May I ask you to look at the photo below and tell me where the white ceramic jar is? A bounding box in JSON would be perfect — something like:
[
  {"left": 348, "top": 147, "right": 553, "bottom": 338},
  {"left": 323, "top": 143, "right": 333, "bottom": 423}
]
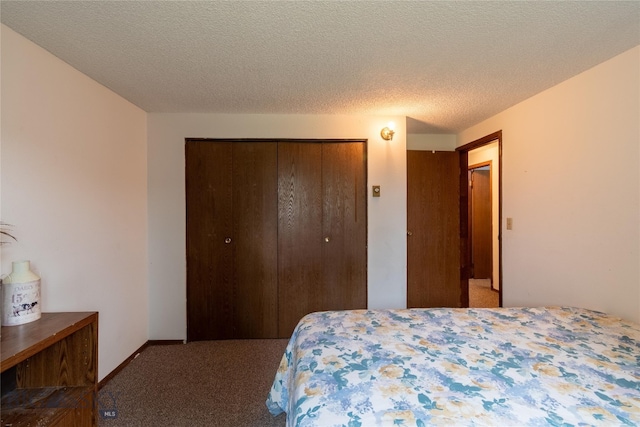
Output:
[{"left": 2, "top": 260, "right": 41, "bottom": 326}]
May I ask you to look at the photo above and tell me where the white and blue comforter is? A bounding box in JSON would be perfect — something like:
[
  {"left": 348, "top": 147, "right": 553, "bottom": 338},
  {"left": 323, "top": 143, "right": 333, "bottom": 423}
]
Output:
[{"left": 266, "top": 307, "right": 640, "bottom": 426}]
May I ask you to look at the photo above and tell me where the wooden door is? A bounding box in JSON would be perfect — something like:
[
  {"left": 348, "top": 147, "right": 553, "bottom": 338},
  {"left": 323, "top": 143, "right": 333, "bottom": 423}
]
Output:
[
  {"left": 186, "top": 141, "right": 278, "bottom": 340},
  {"left": 277, "top": 142, "right": 323, "bottom": 337},
  {"left": 186, "top": 141, "right": 233, "bottom": 341},
  {"left": 322, "top": 142, "right": 367, "bottom": 312},
  {"left": 187, "top": 139, "right": 366, "bottom": 340},
  {"left": 278, "top": 141, "right": 367, "bottom": 337},
  {"left": 232, "top": 142, "right": 279, "bottom": 338},
  {"left": 470, "top": 168, "right": 492, "bottom": 279},
  {"left": 407, "top": 150, "right": 460, "bottom": 308}
]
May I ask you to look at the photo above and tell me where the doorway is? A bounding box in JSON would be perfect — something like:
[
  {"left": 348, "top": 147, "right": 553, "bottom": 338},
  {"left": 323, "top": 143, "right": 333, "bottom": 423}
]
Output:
[{"left": 457, "top": 131, "right": 502, "bottom": 308}]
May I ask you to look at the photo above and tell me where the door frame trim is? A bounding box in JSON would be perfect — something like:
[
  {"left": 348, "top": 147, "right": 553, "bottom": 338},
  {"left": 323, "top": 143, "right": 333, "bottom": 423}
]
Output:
[{"left": 456, "top": 130, "right": 503, "bottom": 307}]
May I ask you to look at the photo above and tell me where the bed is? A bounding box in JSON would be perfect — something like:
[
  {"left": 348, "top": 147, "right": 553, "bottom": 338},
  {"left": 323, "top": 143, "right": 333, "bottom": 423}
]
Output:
[{"left": 266, "top": 307, "right": 640, "bottom": 426}]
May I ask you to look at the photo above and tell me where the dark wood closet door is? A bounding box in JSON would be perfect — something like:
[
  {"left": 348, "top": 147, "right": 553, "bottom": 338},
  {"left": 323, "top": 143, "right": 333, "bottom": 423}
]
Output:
[
  {"left": 322, "top": 142, "right": 367, "bottom": 311},
  {"left": 186, "top": 141, "right": 278, "bottom": 340},
  {"left": 277, "top": 142, "right": 323, "bottom": 337},
  {"left": 277, "top": 141, "right": 367, "bottom": 337},
  {"left": 232, "top": 142, "right": 279, "bottom": 338},
  {"left": 186, "top": 141, "right": 233, "bottom": 341},
  {"left": 407, "top": 150, "right": 460, "bottom": 308},
  {"left": 188, "top": 139, "right": 367, "bottom": 340}
]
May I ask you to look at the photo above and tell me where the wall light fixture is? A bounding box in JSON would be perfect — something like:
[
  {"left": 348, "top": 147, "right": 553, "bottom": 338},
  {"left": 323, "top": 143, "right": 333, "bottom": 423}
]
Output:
[{"left": 380, "top": 122, "right": 395, "bottom": 141}]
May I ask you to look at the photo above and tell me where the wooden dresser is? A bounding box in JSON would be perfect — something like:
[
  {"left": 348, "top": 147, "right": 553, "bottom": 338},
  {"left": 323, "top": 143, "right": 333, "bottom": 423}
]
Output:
[{"left": 1, "top": 312, "right": 98, "bottom": 426}]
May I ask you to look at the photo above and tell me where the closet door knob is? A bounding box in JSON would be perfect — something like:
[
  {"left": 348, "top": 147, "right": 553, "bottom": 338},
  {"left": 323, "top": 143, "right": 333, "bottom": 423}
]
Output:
[
  {"left": 407, "top": 231, "right": 413, "bottom": 236},
  {"left": 324, "top": 237, "right": 330, "bottom": 243},
  {"left": 224, "top": 237, "right": 232, "bottom": 244}
]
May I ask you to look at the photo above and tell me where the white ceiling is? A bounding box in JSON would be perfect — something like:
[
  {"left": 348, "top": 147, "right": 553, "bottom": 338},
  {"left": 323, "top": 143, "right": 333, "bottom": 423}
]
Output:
[{"left": 2, "top": 1, "right": 639, "bottom": 134}]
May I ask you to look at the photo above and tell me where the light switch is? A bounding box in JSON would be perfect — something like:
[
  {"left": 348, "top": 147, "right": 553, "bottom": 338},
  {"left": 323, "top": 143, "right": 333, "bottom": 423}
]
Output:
[
  {"left": 506, "top": 218, "right": 513, "bottom": 230},
  {"left": 372, "top": 185, "right": 381, "bottom": 197}
]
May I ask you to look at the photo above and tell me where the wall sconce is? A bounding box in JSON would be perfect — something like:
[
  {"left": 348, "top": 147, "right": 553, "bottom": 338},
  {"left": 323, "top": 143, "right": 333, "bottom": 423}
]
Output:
[{"left": 380, "top": 122, "right": 395, "bottom": 141}]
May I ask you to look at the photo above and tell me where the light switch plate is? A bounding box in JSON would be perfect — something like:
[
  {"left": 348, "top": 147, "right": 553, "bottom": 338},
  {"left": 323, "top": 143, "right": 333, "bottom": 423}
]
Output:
[{"left": 372, "top": 185, "right": 381, "bottom": 197}]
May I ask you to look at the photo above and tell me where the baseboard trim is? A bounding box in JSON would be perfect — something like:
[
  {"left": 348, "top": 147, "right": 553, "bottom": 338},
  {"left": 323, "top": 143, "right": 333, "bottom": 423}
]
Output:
[
  {"left": 147, "top": 339, "right": 184, "bottom": 346},
  {"left": 98, "top": 339, "right": 184, "bottom": 389}
]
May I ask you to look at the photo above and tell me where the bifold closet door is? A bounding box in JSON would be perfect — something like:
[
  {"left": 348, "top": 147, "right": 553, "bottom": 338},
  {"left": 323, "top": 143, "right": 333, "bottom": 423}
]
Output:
[
  {"left": 277, "top": 142, "right": 367, "bottom": 337},
  {"left": 186, "top": 141, "right": 233, "bottom": 341},
  {"left": 277, "top": 143, "right": 323, "bottom": 337},
  {"left": 186, "top": 141, "right": 278, "bottom": 341},
  {"left": 321, "top": 143, "right": 367, "bottom": 312},
  {"left": 232, "top": 142, "right": 278, "bottom": 338}
]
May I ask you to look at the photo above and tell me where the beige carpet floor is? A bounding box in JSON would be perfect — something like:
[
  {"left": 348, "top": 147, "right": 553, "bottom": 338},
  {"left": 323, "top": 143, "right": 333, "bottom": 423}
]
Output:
[
  {"left": 98, "top": 340, "right": 288, "bottom": 427},
  {"left": 469, "top": 278, "right": 500, "bottom": 308}
]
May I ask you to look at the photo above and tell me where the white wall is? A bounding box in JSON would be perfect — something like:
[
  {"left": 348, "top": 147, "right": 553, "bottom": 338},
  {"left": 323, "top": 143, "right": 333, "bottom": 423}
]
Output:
[
  {"left": 1, "top": 25, "right": 149, "bottom": 380},
  {"left": 148, "top": 114, "right": 407, "bottom": 339},
  {"left": 468, "top": 142, "right": 500, "bottom": 290},
  {"left": 458, "top": 46, "right": 640, "bottom": 323}
]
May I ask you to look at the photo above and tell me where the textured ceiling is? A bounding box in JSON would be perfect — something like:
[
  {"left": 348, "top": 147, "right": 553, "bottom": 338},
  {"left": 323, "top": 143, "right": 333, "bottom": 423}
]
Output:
[{"left": 1, "top": 1, "right": 639, "bottom": 133}]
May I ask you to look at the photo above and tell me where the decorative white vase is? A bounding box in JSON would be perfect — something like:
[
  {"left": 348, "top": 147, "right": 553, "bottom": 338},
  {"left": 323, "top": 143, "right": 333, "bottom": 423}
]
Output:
[{"left": 2, "top": 260, "right": 41, "bottom": 326}]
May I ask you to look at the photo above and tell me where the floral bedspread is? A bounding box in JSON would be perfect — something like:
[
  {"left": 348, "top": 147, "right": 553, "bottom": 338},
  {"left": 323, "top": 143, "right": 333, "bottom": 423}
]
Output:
[{"left": 266, "top": 307, "right": 640, "bottom": 426}]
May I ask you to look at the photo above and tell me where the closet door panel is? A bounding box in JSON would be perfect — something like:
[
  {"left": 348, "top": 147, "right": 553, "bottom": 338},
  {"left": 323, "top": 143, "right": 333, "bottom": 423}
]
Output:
[
  {"left": 186, "top": 141, "right": 234, "bottom": 341},
  {"left": 277, "top": 142, "right": 323, "bottom": 337},
  {"left": 232, "top": 142, "right": 279, "bottom": 338},
  {"left": 322, "top": 143, "right": 367, "bottom": 310}
]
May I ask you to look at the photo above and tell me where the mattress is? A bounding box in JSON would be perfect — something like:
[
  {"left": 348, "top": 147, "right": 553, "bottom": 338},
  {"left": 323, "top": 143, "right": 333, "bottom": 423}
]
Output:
[{"left": 266, "top": 307, "right": 640, "bottom": 426}]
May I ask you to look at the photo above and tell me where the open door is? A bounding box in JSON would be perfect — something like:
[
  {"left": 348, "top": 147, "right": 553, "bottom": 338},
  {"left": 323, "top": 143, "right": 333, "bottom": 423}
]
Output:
[{"left": 407, "top": 150, "right": 460, "bottom": 308}]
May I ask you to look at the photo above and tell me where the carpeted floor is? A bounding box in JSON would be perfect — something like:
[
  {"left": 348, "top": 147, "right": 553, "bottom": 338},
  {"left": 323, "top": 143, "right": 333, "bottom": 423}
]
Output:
[
  {"left": 98, "top": 340, "right": 288, "bottom": 427},
  {"left": 469, "top": 278, "right": 499, "bottom": 308}
]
